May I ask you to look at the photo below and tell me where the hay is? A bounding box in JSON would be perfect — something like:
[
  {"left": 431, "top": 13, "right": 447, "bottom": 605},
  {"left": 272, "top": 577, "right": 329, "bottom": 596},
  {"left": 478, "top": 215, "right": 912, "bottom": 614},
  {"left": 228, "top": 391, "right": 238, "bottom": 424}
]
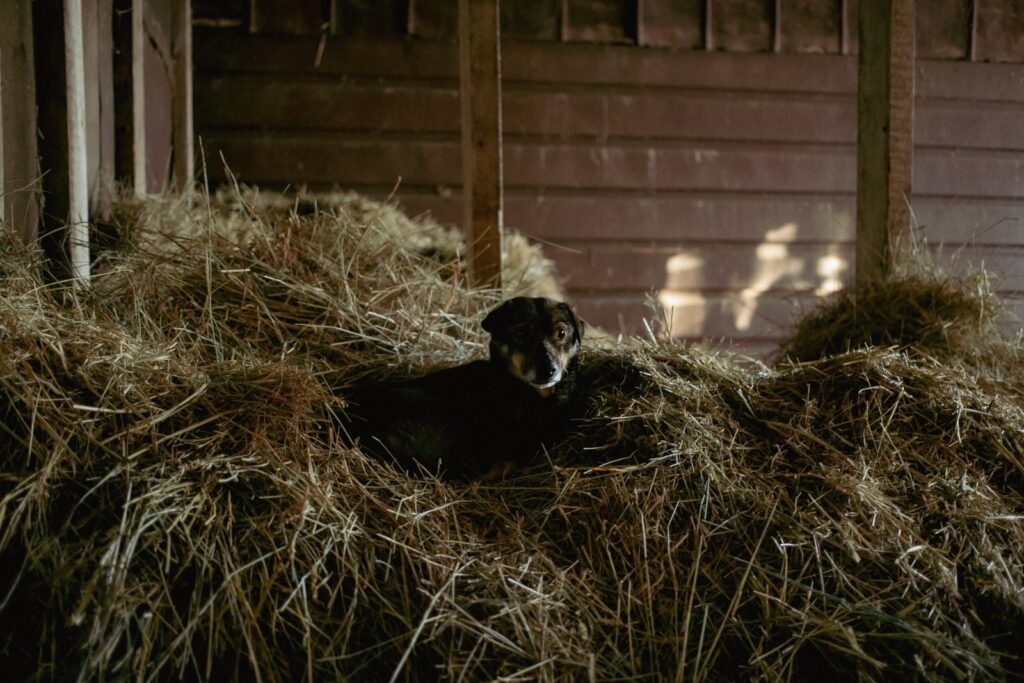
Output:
[
  {"left": 2, "top": 190, "right": 1023, "bottom": 681},
  {"left": 776, "top": 270, "right": 1024, "bottom": 400}
]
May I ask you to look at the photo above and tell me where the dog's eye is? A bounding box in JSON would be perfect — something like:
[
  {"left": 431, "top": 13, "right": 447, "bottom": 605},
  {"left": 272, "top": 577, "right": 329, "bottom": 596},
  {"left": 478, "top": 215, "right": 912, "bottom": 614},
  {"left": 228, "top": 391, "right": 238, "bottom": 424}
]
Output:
[{"left": 555, "top": 324, "right": 568, "bottom": 341}]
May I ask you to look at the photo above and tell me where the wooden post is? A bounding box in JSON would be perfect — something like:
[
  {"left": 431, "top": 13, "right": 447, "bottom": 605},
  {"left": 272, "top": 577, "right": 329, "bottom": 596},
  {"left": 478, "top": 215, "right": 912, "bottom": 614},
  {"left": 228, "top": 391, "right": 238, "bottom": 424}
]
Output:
[
  {"left": 459, "top": 0, "right": 503, "bottom": 289},
  {"left": 172, "top": 0, "right": 194, "bottom": 194},
  {"left": 132, "top": 0, "right": 147, "bottom": 197},
  {"left": 84, "top": 0, "right": 115, "bottom": 221},
  {"left": 856, "top": 0, "right": 915, "bottom": 288},
  {"left": 0, "top": 0, "right": 40, "bottom": 243},
  {"left": 704, "top": 0, "right": 713, "bottom": 51},
  {"left": 0, "top": 49, "right": 5, "bottom": 220},
  {"left": 65, "top": 0, "right": 91, "bottom": 284}
]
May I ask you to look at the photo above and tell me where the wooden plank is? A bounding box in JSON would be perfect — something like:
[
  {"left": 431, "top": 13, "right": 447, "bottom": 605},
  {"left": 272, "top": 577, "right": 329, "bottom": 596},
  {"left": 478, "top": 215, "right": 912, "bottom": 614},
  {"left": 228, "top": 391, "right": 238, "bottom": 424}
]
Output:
[
  {"left": 0, "top": 47, "right": 5, "bottom": 219},
  {"left": 926, "top": 244, "right": 1024, "bottom": 292},
  {"left": 974, "top": 0, "right": 1024, "bottom": 63},
  {"left": 197, "top": 77, "right": 857, "bottom": 143},
  {"left": 83, "top": 0, "right": 101, "bottom": 213},
  {"left": 194, "top": 78, "right": 461, "bottom": 133},
  {"left": 712, "top": 0, "right": 771, "bottom": 52},
  {"left": 397, "top": 193, "right": 857, "bottom": 242},
  {"left": 0, "top": 0, "right": 39, "bottom": 243},
  {"left": 198, "top": 132, "right": 1024, "bottom": 200},
  {"left": 193, "top": 27, "right": 856, "bottom": 93},
  {"left": 250, "top": 0, "right": 327, "bottom": 34},
  {"left": 916, "top": 60, "right": 1024, "bottom": 105},
  {"left": 195, "top": 75, "right": 1024, "bottom": 154},
  {"left": 409, "top": 0, "right": 458, "bottom": 39},
  {"left": 915, "top": 0, "right": 969, "bottom": 59},
  {"left": 331, "top": 0, "right": 410, "bottom": 37},
  {"left": 172, "top": 0, "right": 194, "bottom": 193},
  {"left": 564, "top": 0, "right": 635, "bottom": 43},
  {"left": 199, "top": 134, "right": 858, "bottom": 193},
  {"left": 459, "top": 0, "right": 503, "bottom": 288},
  {"left": 916, "top": 102, "right": 1024, "bottom": 152},
  {"left": 500, "top": 0, "right": 559, "bottom": 40},
  {"left": 33, "top": 0, "right": 74, "bottom": 264},
  {"left": 546, "top": 242, "right": 853, "bottom": 292},
  {"left": 132, "top": 0, "right": 146, "bottom": 196},
  {"left": 570, "top": 290, "right": 814, "bottom": 339},
  {"left": 912, "top": 200, "right": 1024, "bottom": 245},
  {"left": 141, "top": 0, "right": 174, "bottom": 193},
  {"left": 779, "top": 0, "right": 841, "bottom": 54},
  {"left": 80, "top": 0, "right": 114, "bottom": 222},
  {"left": 96, "top": 0, "right": 115, "bottom": 221},
  {"left": 639, "top": 0, "right": 702, "bottom": 48},
  {"left": 193, "top": 29, "right": 1024, "bottom": 104},
  {"left": 856, "top": 0, "right": 915, "bottom": 287},
  {"left": 914, "top": 150, "right": 1024, "bottom": 199},
  {"left": 65, "top": 0, "right": 91, "bottom": 284}
]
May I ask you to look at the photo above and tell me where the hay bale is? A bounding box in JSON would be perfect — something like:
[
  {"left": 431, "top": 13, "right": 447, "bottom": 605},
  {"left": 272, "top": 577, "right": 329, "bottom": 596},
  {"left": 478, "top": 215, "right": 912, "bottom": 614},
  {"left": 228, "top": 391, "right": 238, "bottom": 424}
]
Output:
[
  {"left": 2, "top": 192, "right": 1023, "bottom": 681},
  {"left": 776, "top": 268, "right": 1023, "bottom": 398}
]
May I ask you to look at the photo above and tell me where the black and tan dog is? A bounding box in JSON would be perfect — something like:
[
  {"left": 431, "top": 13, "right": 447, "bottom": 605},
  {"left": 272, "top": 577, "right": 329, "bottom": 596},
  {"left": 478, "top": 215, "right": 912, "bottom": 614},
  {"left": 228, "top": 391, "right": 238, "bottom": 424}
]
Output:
[{"left": 344, "top": 297, "right": 585, "bottom": 480}]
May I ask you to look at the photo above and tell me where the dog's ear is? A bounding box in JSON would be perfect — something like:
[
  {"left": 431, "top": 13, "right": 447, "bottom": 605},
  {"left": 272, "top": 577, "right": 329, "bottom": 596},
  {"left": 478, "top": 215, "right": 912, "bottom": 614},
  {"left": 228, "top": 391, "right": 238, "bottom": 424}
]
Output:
[
  {"left": 559, "top": 302, "right": 585, "bottom": 342},
  {"left": 482, "top": 300, "right": 513, "bottom": 334}
]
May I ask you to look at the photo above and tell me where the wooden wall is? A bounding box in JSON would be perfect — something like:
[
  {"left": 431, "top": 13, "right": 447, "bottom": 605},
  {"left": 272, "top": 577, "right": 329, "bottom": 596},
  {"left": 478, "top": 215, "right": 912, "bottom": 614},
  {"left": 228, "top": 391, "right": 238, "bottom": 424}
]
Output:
[
  {"left": 193, "top": 2, "right": 1024, "bottom": 352},
  {"left": 0, "top": 0, "right": 41, "bottom": 243}
]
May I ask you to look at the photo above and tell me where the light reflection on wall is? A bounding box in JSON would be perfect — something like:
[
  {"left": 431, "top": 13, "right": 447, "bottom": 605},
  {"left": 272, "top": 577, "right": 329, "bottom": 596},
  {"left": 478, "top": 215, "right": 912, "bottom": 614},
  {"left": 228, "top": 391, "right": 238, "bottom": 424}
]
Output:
[{"left": 657, "top": 222, "right": 850, "bottom": 341}]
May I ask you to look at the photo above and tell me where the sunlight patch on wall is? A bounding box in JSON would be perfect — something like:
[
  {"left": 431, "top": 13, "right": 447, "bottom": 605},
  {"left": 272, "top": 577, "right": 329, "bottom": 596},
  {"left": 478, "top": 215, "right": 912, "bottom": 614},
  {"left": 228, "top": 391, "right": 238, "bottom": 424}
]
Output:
[{"left": 656, "top": 221, "right": 851, "bottom": 340}]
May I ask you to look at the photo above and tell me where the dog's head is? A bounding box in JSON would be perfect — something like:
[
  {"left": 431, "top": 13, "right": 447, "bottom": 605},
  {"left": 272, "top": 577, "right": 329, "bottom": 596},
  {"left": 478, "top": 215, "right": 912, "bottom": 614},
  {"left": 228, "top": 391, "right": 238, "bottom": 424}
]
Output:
[{"left": 482, "top": 297, "right": 584, "bottom": 394}]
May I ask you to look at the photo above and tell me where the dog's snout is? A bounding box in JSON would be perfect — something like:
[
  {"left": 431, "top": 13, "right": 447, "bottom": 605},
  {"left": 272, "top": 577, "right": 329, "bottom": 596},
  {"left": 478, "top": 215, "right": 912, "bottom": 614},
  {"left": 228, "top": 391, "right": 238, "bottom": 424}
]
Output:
[{"left": 535, "top": 361, "right": 557, "bottom": 382}]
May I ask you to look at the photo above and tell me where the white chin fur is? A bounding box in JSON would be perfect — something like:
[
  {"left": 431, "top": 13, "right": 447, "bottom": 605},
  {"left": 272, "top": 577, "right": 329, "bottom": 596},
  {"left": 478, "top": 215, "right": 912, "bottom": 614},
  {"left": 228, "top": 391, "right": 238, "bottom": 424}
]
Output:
[{"left": 530, "top": 369, "right": 562, "bottom": 390}]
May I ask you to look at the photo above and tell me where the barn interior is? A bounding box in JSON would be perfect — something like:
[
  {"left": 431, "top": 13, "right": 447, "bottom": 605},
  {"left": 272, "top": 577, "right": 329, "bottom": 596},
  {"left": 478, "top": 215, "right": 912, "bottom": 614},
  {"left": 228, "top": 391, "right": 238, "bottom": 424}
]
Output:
[{"left": 2, "top": 1, "right": 1024, "bottom": 681}]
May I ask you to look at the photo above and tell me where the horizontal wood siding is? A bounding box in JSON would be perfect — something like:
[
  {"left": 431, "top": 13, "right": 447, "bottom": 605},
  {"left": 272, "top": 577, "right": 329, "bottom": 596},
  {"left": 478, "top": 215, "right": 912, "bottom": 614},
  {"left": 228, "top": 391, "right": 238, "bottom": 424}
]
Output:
[{"left": 194, "top": 28, "right": 1024, "bottom": 349}]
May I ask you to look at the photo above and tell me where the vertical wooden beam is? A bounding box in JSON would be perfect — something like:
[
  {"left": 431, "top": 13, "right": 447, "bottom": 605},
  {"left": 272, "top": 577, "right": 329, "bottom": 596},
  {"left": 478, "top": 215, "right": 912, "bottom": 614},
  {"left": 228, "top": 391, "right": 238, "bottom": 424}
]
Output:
[
  {"left": 0, "top": 48, "right": 5, "bottom": 224},
  {"left": 459, "top": 0, "right": 503, "bottom": 289},
  {"left": 968, "top": 0, "right": 978, "bottom": 62},
  {"left": 840, "top": 0, "right": 850, "bottom": 55},
  {"left": 636, "top": 0, "right": 646, "bottom": 46},
  {"left": 704, "top": 0, "right": 714, "bottom": 51},
  {"left": 856, "top": 0, "right": 915, "bottom": 288},
  {"left": 172, "top": 0, "right": 194, "bottom": 193},
  {"left": 65, "top": 0, "right": 91, "bottom": 284},
  {"left": 132, "top": 0, "right": 147, "bottom": 197},
  {"left": 88, "top": 0, "right": 115, "bottom": 221},
  {"left": 772, "top": 0, "right": 782, "bottom": 53},
  {"left": 0, "top": 0, "right": 40, "bottom": 243},
  {"left": 98, "top": 0, "right": 115, "bottom": 220}
]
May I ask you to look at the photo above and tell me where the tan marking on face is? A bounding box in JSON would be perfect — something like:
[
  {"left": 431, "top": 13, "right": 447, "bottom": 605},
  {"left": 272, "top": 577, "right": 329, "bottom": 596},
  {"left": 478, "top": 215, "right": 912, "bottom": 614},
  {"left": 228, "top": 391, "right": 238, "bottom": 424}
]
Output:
[{"left": 508, "top": 350, "right": 528, "bottom": 382}]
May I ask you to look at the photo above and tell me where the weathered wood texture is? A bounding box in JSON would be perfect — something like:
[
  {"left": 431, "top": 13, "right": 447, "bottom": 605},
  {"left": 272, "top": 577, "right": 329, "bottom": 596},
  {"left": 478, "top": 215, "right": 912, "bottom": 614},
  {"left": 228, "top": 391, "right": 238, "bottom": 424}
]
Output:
[
  {"left": 118, "top": 0, "right": 192, "bottom": 196},
  {"left": 172, "top": 0, "right": 194, "bottom": 192},
  {"left": 65, "top": 0, "right": 92, "bottom": 284},
  {"left": 856, "top": 0, "right": 915, "bottom": 288},
  {"left": 0, "top": 0, "right": 40, "bottom": 243},
  {"left": 459, "top": 0, "right": 503, "bottom": 289},
  {"left": 194, "top": 27, "right": 1024, "bottom": 347}
]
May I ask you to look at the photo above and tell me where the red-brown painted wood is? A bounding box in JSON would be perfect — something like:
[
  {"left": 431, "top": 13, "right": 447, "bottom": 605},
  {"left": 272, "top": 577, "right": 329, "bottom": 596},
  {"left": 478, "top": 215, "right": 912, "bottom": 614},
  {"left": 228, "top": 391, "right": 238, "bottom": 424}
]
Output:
[{"left": 193, "top": 28, "right": 1024, "bottom": 342}]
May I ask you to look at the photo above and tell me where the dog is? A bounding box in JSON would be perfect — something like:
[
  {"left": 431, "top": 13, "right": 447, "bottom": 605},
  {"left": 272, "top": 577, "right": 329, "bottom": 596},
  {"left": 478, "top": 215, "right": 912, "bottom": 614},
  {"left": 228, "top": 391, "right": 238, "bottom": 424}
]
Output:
[{"left": 344, "top": 297, "right": 586, "bottom": 480}]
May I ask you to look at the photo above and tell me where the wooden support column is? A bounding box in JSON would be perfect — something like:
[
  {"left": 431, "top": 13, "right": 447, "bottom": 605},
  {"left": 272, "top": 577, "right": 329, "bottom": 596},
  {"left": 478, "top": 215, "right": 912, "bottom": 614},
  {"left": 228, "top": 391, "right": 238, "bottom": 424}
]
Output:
[
  {"left": 856, "top": 0, "right": 915, "bottom": 288},
  {"left": 83, "top": 0, "right": 115, "bottom": 221},
  {"left": 0, "top": 0, "right": 40, "bottom": 243},
  {"left": 0, "top": 49, "right": 5, "bottom": 218},
  {"left": 65, "top": 0, "right": 92, "bottom": 284},
  {"left": 172, "top": 0, "right": 194, "bottom": 194},
  {"left": 459, "top": 0, "right": 503, "bottom": 290},
  {"left": 131, "top": 0, "right": 147, "bottom": 197}
]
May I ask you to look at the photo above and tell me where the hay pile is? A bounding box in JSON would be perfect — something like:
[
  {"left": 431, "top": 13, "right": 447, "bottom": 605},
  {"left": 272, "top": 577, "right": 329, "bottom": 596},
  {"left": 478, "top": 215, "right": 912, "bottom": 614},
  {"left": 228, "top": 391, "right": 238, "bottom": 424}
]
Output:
[
  {"left": 2, "top": 191, "right": 1023, "bottom": 681},
  {"left": 777, "top": 271, "right": 1023, "bottom": 398}
]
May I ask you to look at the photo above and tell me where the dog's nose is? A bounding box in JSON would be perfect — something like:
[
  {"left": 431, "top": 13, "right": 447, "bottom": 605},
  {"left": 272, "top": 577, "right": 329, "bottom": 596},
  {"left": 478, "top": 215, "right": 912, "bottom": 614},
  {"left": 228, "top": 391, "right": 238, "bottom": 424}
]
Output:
[{"left": 535, "top": 362, "right": 557, "bottom": 382}]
